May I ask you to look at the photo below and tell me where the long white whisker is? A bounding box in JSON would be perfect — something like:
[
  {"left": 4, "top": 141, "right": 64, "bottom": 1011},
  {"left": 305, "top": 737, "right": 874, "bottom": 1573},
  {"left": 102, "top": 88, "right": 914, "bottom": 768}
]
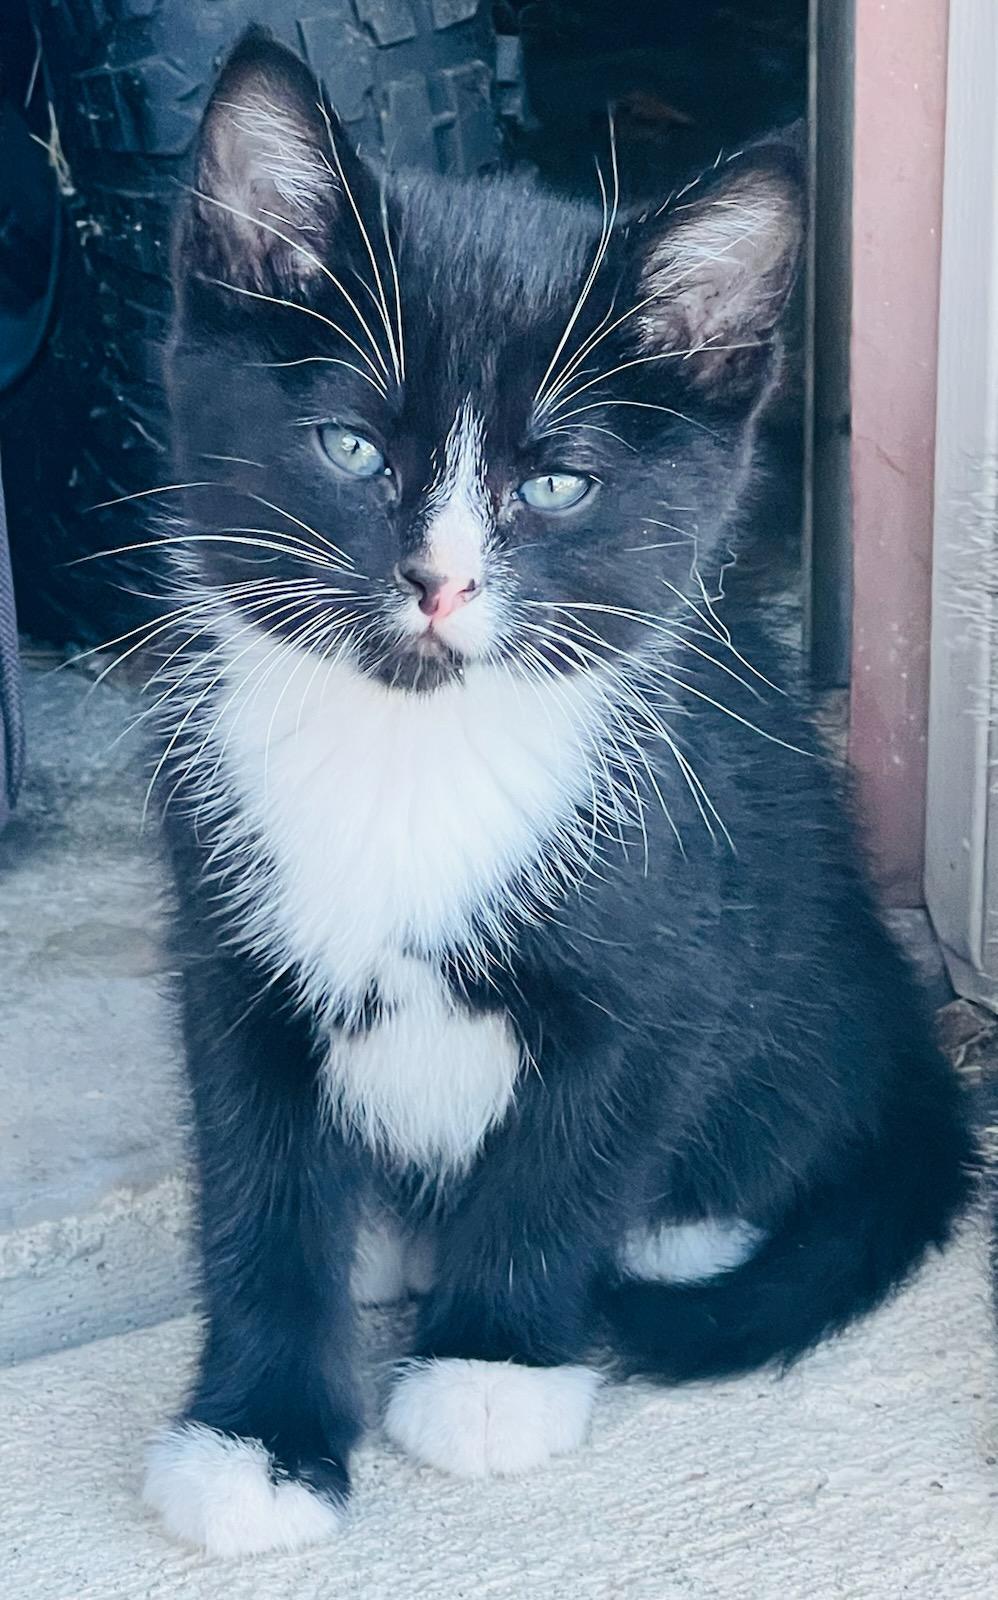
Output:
[
  {"left": 533, "top": 118, "right": 620, "bottom": 411},
  {"left": 219, "top": 526, "right": 356, "bottom": 575},
  {"left": 192, "top": 182, "right": 392, "bottom": 383},
  {"left": 70, "top": 532, "right": 353, "bottom": 573},
  {"left": 517, "top": 640, "right": 619, "bottom": 865},
  {"left": 530, "top": 633, "right": 646, "bottom": 864},
  {"left": 541, "top": 422, "right": 637, "bottom": 452},
  {"left": 194, "top": 603, "right": 369, "bottom": 818},
  {"left": 93, "top": 578, "right": 312, "bottom": 699},
  {"left": 157, "top": 588, "right": 373, "bottom": 827},
  {"left": 89, "top": 482, "right": 213, "bottom": 511},
  {"left": 261, "top": 606, "right": 369, "bottom": 796},
  {"left": 535, "top": 601, "right": 764, "bottom": 700},
  {"left": 538, "top": 398, "right": 717, "bottom": 434},
  {"left": 143, "top": 588, "right": 334, "bottom": 823},
  {"left": 519, "top": 625, "right": 677, "bottom": 861},
  {"left": 521, "top": 598, "right": 706, "bottom": 669},
  {"left": 58, "top": 593, "right": 217, "bottom": 678},
  {"left": 539, "top": 212, "right": 770, "bottom": 417},
  {"left": 539, "top": 303, "right": 620, "bottom": 415},
  {"left": 519, "top": 617, "right": 721, "bottom": 850},
  {"left": 250, "top": 354, "right": 386, "bottom": 390},
  {"left": 293, "top": 608, "right": 369, "bottom": 737},
  {"left": 624, "top": 541, "right": 691, "bottom": 552},
  {"left": 642, "top": 517, "right": 696, "bottom": 538},
  {"left": 109, "top": 581, "right": 331, "bottom": 749},
  {"left": 204, "top": 278, "right": 388, "bottom": 392},
  {"left": 316, "top": 109, "right": 401, "bottom": 385},
  {"left": 542, "top": 345, "right": 761, "bottom": 426},
  {"left": 86, "top": 482, "right": 358, "bottom": 571},
  {"left": 140, "top": 582, "right": 329, "bottom": 713},
  {"left": 261, "top": 609, "right": 353, "bottom": 796},
  {"left": 244, "top": 494, "right": 355, "bottom": 567},
  {"left": 657, "top": 577, "right": 782, "bottom": 692},
  {"left": 380, "top": 179, "right": 405, "bottom": 382}
]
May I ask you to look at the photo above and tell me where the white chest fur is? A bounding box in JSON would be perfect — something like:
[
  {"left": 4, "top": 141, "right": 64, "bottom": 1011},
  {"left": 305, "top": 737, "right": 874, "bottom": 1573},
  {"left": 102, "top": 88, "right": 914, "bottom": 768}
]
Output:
[
  {"left": 326, "top": 953, "right": 522, "bottom": 1171},
  {"left": 192, "top": 641, "right": 603, "bottom": 1169}
]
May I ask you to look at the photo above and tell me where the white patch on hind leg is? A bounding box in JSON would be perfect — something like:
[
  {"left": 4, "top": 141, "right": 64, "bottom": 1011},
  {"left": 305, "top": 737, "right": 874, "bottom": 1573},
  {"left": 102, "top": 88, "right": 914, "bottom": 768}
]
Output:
[
  {"left": 621, "top": 1217, "right": 764, "bottom": 1283},
  {"left": 384, "top": 1359, "right": 601, "bottom": 1479},
  {"left": 352, "top": 1212, "right": 436, "bottom": 1305},
  {"left": 403, "top": 1229, "right": 436, "bottom": 1296},
  {"left": 142, "top": 1422, "right": 343, "bottom": 1557},
  {"left": 352, "top": 1214, "right": 408, "bottom": 1306}
]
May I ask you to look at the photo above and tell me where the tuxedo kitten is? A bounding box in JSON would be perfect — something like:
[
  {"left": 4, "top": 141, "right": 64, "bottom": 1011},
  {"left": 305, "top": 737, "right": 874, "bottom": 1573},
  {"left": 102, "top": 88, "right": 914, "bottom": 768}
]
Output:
[{"left": 141, "top": 30, "right": 972, "bottom": 1557}]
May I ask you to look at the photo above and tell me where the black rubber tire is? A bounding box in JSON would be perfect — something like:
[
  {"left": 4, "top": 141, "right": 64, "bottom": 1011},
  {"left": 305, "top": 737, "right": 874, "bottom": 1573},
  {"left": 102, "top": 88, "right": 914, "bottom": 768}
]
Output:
[{"left": 2, "top": 0, "right": 508, "bottom": 646}]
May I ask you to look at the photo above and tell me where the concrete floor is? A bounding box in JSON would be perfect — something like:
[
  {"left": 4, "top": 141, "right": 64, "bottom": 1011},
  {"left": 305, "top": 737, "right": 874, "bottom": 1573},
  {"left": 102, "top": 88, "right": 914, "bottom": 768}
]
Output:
[
  {"left": 0, "top": 660, "right": 192, "bottom": 1363},
  {"left": 2, "top": 1229, "right": 996, "bottom": 1598},
  {"left": 1, "top": 660, "right": 997, "bottom": 1596}
]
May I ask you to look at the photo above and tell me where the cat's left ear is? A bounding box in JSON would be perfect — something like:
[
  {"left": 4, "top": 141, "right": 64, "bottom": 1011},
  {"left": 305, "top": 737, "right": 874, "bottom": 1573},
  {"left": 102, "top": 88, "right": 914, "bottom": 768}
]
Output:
[
  {"left": 186, "top": 28, "right": 361, "bottom": 287},
  {"left": 629, "top": 133, "right": 804, "bottom": 400}
]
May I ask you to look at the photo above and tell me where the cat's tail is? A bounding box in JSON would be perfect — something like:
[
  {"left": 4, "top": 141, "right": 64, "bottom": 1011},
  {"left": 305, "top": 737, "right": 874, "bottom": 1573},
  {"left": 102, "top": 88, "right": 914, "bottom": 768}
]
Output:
[{"left": 599, "top": 1087, "right": 977, "bottom": 1382}]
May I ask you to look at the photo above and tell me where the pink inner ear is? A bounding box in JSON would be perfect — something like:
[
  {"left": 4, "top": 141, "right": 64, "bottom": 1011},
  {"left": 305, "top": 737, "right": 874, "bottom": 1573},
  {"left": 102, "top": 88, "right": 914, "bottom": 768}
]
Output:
[
  {"left": 638, "top": 170, "right": 802, "bottom": 364},
  {"left": 192, "top": 35, "right": 343, "bottom": 289},
  {"left": 197, "top": 91, "right": 335, "bottom": 278},
  {"left": 217, "top": 95, "right": 335, "bottom": 225}
]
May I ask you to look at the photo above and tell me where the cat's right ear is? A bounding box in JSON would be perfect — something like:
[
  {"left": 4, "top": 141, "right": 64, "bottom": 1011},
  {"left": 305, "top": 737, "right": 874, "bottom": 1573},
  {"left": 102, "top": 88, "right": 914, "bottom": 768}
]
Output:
[
  {"left": 626, "top": 132, "right": 805, "bottom": 403},
  {"left": 185, "top": 29, "right": 353, "bottom": 288}
]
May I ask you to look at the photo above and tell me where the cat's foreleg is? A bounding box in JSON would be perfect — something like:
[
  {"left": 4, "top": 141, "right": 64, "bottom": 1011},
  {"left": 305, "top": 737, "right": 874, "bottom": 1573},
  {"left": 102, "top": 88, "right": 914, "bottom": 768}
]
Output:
[
  {"left": 143, "top": 950, "right": 363, "bottom": 1556},
  {"left": 384, "top": 1109, "right": 615, "bottom": 1479}
]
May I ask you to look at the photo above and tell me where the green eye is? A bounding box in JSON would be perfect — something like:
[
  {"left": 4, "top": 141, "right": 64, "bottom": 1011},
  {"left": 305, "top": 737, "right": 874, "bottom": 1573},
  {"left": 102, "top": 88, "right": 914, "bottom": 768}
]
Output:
[
  {"left": 518, "top": 471, "right": 592, "bottom": 511},
  {"left": 317, "top": 424, "right": 385, "bottom": 478}
]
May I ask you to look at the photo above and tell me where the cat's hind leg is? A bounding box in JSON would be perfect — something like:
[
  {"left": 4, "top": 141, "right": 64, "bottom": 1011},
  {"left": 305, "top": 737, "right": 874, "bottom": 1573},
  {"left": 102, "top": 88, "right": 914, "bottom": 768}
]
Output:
[
  {"left": 352, "top": 1210, "right": 436, "bottom": 1305},
  {"left": 385, "top": 1218, "right": 760, "bottom": 1478},
  {"left": 383, "top": 1133, "right": 606, "bottom": 1480}
]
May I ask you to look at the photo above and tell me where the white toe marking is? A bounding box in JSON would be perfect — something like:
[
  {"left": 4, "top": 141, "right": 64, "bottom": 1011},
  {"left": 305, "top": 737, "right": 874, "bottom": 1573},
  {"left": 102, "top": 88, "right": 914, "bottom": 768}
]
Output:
[
  {"left": 143, "top": 1422, "right": 343, "bottom": 1557},
  {"left": 384, "top": 1359, "right": 601, "bottom": 1479},
  {"left": 621, "top": 1217, "right": 764, "bottom": 1283}
]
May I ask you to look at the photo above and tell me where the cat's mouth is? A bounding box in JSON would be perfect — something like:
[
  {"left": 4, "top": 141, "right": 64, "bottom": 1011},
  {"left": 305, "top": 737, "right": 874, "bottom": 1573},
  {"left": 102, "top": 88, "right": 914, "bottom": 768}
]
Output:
[{"left": 365, "top": 630, "right": 466, "bottom": 695}]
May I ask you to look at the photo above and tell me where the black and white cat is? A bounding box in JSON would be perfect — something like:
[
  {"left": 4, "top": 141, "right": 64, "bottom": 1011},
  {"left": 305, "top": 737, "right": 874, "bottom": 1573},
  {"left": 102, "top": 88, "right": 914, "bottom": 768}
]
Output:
[{"left": 141, "top": 30, "right": 972, "bottom": 1557}]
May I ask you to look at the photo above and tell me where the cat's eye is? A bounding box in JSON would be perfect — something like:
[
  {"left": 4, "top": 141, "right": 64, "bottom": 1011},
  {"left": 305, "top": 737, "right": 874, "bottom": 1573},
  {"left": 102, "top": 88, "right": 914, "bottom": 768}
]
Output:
[
  {"left": 317, "top": 424, "right": 385, "bottom": 479},
  {"left": 518, "top": 471, "right": 593, "bottom": 512}
]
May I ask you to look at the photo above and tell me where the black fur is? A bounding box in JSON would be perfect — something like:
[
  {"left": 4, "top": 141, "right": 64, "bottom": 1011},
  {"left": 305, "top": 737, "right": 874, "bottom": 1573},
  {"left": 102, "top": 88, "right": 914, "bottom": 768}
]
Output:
[{"left": 153, "top": 32, "right": 974, "bottom": 1515}]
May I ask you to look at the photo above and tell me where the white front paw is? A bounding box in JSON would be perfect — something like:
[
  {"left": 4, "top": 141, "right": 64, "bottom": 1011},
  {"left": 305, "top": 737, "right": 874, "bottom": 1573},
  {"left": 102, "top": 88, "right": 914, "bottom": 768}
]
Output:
[
  {"left": 384, "top": 1359, "right": 601, "bottom": 1479},
  {"left": 142, "top": 1423, "right": 344, "bottom": 1557}
]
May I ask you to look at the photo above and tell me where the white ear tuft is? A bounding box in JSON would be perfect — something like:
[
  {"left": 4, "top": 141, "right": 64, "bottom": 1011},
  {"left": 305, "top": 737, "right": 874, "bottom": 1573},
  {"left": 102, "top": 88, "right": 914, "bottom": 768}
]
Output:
[
  {"left": 189, "top": 32, "right": 341, "bottom": 285},
  {"left": 210, "top": 93, "right": 336, "bottom": 229},
  {"left": 636, "top": 146, "right": 804, "bottom": 395}
]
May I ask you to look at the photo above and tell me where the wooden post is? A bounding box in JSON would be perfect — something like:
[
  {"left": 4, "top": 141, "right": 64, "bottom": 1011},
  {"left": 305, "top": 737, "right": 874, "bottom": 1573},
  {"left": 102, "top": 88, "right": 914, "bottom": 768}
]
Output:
[
  {"left": 925, "top": 0, "right": 998, "bottom": 1008},
  {"left": 846, "top": 0, "right": 949, "bottom": 906}
]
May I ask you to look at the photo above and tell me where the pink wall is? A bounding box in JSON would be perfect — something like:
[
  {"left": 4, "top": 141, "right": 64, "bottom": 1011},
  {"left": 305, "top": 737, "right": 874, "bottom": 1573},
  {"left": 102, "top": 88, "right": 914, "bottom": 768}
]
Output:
[{"left": 847, "top": 0, "right": 949, "bottom": 906}]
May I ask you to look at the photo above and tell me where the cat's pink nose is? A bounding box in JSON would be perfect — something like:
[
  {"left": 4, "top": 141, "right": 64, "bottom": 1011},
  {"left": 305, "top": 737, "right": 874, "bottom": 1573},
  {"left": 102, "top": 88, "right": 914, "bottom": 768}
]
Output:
[
  {"left": 394, "top": 562, "right": 479, "bottom": 620},
  {"left": 424, "top": 576, "right": 478, "bottom": 620}
]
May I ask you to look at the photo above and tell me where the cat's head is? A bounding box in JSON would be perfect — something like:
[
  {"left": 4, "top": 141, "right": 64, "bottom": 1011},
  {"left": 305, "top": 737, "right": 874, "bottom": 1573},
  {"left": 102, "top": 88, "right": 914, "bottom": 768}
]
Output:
[{"left": 168, "top": 30, "right": 803, "bottom": 695}]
